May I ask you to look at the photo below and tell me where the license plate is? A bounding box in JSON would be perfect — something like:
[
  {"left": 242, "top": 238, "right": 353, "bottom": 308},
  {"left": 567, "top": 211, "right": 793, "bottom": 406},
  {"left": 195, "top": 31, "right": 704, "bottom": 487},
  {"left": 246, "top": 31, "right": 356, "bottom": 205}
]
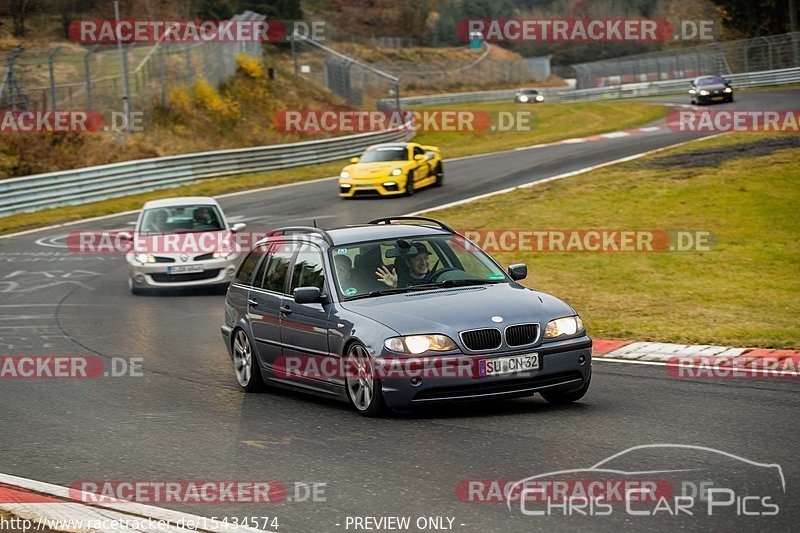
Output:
[
  {"left": 479, "top": 353, "right": 539, "bottom": 377},
  {"left": 167, "top": 265, "right": 204, "bottom": 274},
  {"left": 712, "top": 96, "right": 723, "bottom": 100}
]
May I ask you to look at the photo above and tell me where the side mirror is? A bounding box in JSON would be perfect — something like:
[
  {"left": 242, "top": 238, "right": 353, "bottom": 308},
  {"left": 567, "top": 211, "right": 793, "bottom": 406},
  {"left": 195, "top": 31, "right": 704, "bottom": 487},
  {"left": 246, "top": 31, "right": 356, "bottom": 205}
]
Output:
[
  {"left": 414, "top": 154, "right": 425, "bottom": 161},
  {"left": 350, "top": 157, "right": 360, "bottom": 164},
  {"left": 294, "top": 286, "right": 321, "bottom": 304},
  {"left": 230, "top": 223, "right": 246, "bottom": 232},
  {"left": 508, "top": 264, "right": 527, "bottom": 281},
  {"left": 117, "top": 231, "right": 133, "bottom": 241}
]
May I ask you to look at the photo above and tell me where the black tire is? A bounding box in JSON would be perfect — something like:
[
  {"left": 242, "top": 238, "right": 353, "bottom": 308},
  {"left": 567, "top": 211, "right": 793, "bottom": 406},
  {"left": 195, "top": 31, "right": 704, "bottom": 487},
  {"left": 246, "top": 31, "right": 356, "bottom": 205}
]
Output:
[
  {"left": 232, "top": 328, "right": 266, "bottom": 392},
  {"left": 540, "top": 377, "right": 591, "bottom": 405},
  {"left": 434, "top": 163, "right": 444, "bottom": 187},
  {"left": 405, "top": 171, "right": 415, "bottom": 196},
  {"left": 128, "top": 277, "right": 143, "bottom": 295},
  {"left": 344, "top": 342, "right": 387, "bottom": 417}
]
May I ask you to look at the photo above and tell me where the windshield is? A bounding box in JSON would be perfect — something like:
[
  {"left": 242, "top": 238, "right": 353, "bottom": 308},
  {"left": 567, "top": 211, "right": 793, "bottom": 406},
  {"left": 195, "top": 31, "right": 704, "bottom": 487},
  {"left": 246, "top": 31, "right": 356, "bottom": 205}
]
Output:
[
  {"left": 331, "top": 234, "right": 508, "bottom": 299},
  {"left": 138, "top": 205, "right": 225, "bottom": 233},
  {"left": 697, "top": 76, "right": 726, "bottom": 86},
  {"left": 359, "top": 147, "right": 408, "bottom": 163}
]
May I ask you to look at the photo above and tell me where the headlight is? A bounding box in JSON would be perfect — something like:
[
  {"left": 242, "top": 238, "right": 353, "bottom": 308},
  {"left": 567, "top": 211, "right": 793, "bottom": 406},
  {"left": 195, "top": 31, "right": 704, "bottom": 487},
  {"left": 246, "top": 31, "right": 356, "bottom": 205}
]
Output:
[
  {"left": 135, "top": 253, "right": 155, "bottom": 264},
  {"left": 390, "top": 168, "right": 402, "bottom": 176},
  {"left": 544, "top": 316, "right": 584, "bottom": 339},
  {"left": 384, "top": 335, "right": 457, "bottom": 354},
  {"left": 340, "top": 171, "right": 349, "bottom": 179},
  {"left": 213, "top": 251, "right": 233, "bottom": 259},
  {"left": 518, "top": 95, "right": 529, "bottom": 102},
  {"left": 535, "top": 95, "right": 544, "bottom": 102},
  {"left": 688, "top": 89, "right": 696, "bottom": 94},
  {"left": 700, "top": 90, "right": 710, "bottom": 96},
  {"left": 724, "top": 87, "right": 732, "bottom": 93}
]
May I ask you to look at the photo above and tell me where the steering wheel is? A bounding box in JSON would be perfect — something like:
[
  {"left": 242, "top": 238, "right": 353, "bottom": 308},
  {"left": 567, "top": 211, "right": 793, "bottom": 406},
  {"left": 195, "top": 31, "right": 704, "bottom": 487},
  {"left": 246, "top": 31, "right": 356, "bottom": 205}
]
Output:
[{"left": 425, "top": 267, "right": 462, "bottom": 283}]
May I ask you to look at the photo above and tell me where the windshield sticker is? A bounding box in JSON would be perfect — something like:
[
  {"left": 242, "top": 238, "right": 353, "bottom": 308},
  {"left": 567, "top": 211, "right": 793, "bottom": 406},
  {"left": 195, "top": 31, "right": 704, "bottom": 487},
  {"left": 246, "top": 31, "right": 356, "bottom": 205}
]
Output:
[
  {"left": 344, "top": 287, "right": 358, "bottom": 296},
  {"left": 336, "top": 248, "right": 348, "bottom": 255},
  {"left": 487, "top": 273, "right": 505, "bottom": 280}
]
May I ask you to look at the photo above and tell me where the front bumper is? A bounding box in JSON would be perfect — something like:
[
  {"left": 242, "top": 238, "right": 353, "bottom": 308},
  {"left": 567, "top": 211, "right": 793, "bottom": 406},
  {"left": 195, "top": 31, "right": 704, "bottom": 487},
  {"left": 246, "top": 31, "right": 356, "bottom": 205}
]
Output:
[
  {"left": 377, "top": 336, "right": 592, "bottom": 408},
  {"left": 127, "top": 257, "right": 239, "bottom": 289},
  {"left": 696, "top": 93, "right": 732, "bottom": 103},
  {"left": 339, "top": 179, "right": 407, "bottom": 197}
]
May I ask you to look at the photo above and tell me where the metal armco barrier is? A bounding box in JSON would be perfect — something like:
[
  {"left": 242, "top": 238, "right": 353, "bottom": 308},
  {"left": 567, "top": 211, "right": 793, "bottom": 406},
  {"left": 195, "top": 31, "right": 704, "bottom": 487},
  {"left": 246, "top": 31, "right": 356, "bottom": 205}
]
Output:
[
  {"left": 382, "top": 67, "right": 800, "bottom": 107},
  {"left": 0, "top": 124, "right": 414, "bottom": 217}
]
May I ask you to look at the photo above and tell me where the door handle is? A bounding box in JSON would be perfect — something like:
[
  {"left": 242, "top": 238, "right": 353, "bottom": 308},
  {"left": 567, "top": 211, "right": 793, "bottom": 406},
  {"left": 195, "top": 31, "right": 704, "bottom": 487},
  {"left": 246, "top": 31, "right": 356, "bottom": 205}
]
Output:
[
  {"left": 248, "top": 299, "right": 258, "bottom": 307},
  {"left": 279, "top": 305, "right": 292, "bottom": 314}
]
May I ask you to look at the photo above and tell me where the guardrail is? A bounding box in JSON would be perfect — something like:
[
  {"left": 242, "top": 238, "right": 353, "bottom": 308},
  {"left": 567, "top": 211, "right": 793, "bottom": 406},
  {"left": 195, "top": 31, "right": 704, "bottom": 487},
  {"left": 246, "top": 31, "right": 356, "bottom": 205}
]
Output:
[
  {"left": 0, "top": 124, "right": 414, "bottom": 217},
  {"left": 383, "top": 67, "right": 800, "bottom": 107}
]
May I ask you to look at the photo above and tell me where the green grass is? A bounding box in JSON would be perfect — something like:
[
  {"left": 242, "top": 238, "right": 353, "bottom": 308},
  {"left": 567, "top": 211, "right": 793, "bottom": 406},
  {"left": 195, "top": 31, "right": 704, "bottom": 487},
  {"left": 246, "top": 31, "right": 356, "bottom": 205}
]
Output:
[
  {"left": 0, "top": 101, "right": 666, "bottom": 235},
  {"left": 413, "top": 101, "right": 667, "bottom": 159},
  {"left": 430, "top": 133, "right": 800, "bottom": 349}
]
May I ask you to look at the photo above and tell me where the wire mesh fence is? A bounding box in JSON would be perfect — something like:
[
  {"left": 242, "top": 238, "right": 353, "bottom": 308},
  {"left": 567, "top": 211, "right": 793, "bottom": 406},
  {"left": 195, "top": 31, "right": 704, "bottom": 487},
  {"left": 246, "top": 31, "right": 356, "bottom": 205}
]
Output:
[
  {"left": 571, "top": 32, "right": 800, "bottom": 88},
  {"left": 290, "top": 33, "right": 400, "bottom": 109},
  {"left": 0, "top": 11, "right": 266, "bottom": 123}
]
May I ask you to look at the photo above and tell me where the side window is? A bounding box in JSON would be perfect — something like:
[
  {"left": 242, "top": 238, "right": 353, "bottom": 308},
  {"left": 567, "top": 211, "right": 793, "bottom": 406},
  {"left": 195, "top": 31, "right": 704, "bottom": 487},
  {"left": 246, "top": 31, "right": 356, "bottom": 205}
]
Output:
[
  {"left": 413, "top": 146, "right": 424, "bottom": 159},
  {"left": 261, "top": 243, "right": 297, "bottom": 293},
  {"left": 251, "top": 244, "right": 274, "bottom": 289},
  {"left": 234, "top": 247, "right": 264, "bottom": 286},
  {"left": 290, "top": 244, "right": 326, "bottom": 293}
]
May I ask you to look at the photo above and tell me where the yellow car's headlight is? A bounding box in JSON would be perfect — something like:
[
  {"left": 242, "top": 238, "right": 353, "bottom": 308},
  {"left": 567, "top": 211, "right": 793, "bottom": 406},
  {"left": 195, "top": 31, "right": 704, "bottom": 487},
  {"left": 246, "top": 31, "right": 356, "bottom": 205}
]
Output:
[
  {"left": 390, "top": 168, "right": 402, "bottom": 176},
  {"left": 544, "top": 316, "right": 584, "bottom": 339},
  {"left": 384, "top": 335, "right": 457, "bottom": 354},
  {"left": 340, "top": 170, "right": 350, "bottom": 179}
]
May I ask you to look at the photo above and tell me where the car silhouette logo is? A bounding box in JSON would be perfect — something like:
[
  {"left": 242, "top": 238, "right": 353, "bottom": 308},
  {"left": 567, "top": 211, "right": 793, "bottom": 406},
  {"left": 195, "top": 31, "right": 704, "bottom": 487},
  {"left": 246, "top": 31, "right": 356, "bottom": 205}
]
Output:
[
  {"left": 180, "top": 254, "right": 188, "bottom": 262},
  {"left": 492, "top": 316, "right": 503, "bottom": 323}
]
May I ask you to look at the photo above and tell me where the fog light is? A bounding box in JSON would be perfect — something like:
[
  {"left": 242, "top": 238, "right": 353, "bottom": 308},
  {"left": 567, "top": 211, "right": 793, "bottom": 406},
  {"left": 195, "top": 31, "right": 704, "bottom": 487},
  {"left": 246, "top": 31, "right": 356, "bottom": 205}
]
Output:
[
  {"left": 578, "top": 354, "right": 586, "bottom": 365},
  {"left": 134, "top": 274, "right": 145, "bottom": 283}
]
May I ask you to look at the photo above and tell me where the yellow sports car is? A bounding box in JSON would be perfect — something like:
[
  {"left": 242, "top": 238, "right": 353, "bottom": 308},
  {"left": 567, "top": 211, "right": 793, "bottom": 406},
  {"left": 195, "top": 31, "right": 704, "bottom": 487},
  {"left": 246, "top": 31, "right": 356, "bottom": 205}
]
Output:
[{"left": 339, "top": 142, "right": 443, "bottom": 198}]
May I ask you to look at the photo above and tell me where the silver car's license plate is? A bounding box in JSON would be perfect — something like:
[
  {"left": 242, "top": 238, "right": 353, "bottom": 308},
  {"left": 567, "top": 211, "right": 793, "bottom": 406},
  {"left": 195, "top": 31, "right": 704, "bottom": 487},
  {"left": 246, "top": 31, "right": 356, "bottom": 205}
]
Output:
[
  {"left": 479, "top": 353, "right": 539, "bottom": 377},
  {"left": 167, "top": 265, "right": 204, "bottom": 274}
]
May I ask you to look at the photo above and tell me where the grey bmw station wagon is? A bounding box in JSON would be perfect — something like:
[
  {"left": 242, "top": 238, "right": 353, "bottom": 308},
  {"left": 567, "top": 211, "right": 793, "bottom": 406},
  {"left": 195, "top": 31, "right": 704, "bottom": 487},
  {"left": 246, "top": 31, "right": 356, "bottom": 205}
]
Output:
[{"left": 221, "top": 217, "right": 592, "bottom": 416}]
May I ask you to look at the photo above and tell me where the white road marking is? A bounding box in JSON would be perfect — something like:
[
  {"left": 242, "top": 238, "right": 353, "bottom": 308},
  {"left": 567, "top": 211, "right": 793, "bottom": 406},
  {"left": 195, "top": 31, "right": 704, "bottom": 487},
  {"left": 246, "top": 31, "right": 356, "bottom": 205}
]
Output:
[
  {"left": 639, "top": 126, "right": 661, "bottom": 132},
  {"left": 0, "top": 472, "right": 273, "bottom": 532},
  {"left": 406, "top": 133, "right": 725, "bottom": 217},
  {"left": 601, "top": 131, "right": 630, "bottom": 138},
  {"left": 560, "top": 138, "right": 586, "bottom": 143}
]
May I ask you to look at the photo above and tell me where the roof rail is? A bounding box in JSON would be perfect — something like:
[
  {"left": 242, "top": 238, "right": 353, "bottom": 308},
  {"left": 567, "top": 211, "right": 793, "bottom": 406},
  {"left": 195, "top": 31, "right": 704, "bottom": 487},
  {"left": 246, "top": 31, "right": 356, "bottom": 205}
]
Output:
[
  {"left": 269, "top": 226, "right": 334, "bottom": 245},
  {"left": 367, "top": 217, "right": 455, "bottom": 233}
]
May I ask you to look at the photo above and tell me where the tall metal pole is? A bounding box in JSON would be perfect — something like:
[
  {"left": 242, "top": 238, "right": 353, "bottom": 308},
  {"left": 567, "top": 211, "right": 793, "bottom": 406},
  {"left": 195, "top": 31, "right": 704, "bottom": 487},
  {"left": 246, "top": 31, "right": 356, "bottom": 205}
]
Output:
[{"left": 114, "top": 0, "right": 131, "bottom": 134}]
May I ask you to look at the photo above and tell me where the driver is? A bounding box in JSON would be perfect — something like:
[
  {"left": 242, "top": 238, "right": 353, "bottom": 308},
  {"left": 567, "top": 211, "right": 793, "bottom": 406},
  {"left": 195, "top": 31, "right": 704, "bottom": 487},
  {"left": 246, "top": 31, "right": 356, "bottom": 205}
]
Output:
[{"left": 376, "top": 241, "right": 431, "bottom": 288}]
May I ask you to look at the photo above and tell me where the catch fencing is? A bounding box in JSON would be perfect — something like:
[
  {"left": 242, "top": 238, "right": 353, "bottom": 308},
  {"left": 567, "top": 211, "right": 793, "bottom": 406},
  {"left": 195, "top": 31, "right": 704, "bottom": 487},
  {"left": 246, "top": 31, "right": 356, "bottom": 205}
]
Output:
[
  {"left": 0, "top": 11, "right": 266, "bottom": 123},
  {"left": 572, "top": 32, "right": 800, "bottom": 88}
]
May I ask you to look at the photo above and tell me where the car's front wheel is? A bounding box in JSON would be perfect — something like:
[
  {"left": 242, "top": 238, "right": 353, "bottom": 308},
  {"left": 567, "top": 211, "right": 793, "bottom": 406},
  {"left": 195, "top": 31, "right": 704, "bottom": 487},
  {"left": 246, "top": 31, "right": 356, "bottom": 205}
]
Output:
[
  {"left": 434, "top": 163, "right": 444, "bottom": 187},
  {"left": 233, "top": 328, "right": 266, "bottom": 392},
  {"left": 345, "top": 342, "right": 387, "bottom": 417},
  {"left": 540, "top": 377, "right": 591, "bottom": 405}
]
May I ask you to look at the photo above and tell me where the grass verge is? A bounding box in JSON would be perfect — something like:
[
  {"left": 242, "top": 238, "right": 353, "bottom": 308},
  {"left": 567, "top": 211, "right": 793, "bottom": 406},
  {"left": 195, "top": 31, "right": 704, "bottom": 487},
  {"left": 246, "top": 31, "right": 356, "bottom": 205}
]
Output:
[
  {"left": 0, "top": 101, "right": 666, "bottom": 235},
  {"left": 430, "top": 133, "right": 800, "bottom": 349}
]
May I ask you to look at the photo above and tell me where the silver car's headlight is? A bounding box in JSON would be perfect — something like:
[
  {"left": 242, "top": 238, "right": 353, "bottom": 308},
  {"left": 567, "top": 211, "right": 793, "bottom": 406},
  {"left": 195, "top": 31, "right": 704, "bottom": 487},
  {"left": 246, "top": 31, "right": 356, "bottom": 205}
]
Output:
[
  {"left": 213, "top": 251, "right": 233, "bottom": 259},
  {"left": 384, "top": 335, "right": 457, "bottom": 354},
  {"left": 340, "top": 170, "right": 349, "bottom": 179},
  {"left": 390, "top": 168, "right": 402, "bottom": 176},
  {"left": 518, "top": 95, "right": 529, "bottom": 102},
  {"left": 700, "top": 90, "right": 710, "bottom": 96},
  {"left": 544, "top": 316, "right": 584, "bottom": 339},
  {"left": 135, "top": 253, "right": 155, "bottom": 264},
  {"left": 535, "top": 95, "right": 544, "bottom": 102}
]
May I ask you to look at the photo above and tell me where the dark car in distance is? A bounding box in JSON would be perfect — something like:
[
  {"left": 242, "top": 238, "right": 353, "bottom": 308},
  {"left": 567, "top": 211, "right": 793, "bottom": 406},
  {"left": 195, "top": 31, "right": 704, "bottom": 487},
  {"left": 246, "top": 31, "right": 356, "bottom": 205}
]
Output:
[
  {"left": 221, "top": 217, "right": 591, "bottom": 416},
  {"left": 689, "top": 76, "right": 734, "bottom": 105}
]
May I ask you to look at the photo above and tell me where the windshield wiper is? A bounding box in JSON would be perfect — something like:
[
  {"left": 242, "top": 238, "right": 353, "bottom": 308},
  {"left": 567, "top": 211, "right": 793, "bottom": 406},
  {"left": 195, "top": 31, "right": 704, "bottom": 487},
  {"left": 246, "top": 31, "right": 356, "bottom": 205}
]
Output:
[{"left": 411, "top": 279, "right": 504, "bottom": 290}]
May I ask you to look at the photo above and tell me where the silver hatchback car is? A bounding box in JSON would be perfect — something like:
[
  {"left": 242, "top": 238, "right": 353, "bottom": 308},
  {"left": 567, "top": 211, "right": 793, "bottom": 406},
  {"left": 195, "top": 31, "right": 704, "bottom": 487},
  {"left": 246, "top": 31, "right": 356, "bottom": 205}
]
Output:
[{"left": 125, "top": 197, "right": 246, "bottom": 294}]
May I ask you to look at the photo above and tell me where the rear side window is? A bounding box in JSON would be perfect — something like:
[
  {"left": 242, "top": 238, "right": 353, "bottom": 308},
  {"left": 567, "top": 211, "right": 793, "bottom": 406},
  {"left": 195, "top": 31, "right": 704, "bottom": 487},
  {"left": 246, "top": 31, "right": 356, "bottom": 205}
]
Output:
[
  {"left": 234, "top": 248, "right": 263, "bottom": 286},
  {"left": 260, "top": 242, "right": 297, "bottom": 293},
  {"left": 290, "top": 244, "right": 326, "bottom": 292}
]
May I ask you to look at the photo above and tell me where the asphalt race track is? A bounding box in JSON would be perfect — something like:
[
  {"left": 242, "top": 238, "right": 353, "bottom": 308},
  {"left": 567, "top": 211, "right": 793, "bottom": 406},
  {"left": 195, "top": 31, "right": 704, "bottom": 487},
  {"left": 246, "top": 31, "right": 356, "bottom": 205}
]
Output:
[{"left": 0, "top": 89, "right": 798, "bottom": 532}]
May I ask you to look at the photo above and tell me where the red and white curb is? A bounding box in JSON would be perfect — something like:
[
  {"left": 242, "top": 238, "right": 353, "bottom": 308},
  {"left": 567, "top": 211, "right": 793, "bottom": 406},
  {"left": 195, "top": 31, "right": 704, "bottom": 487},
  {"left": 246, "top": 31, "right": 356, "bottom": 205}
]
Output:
[
  {"left": 513, "top": 125, "right": 664, "bottom": 150},
  {"left": 0, "top": 474, "right": 273, "bottom": 533},
  {"left": 593, "top": 339, "right": 800, "bottom": 376}
]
